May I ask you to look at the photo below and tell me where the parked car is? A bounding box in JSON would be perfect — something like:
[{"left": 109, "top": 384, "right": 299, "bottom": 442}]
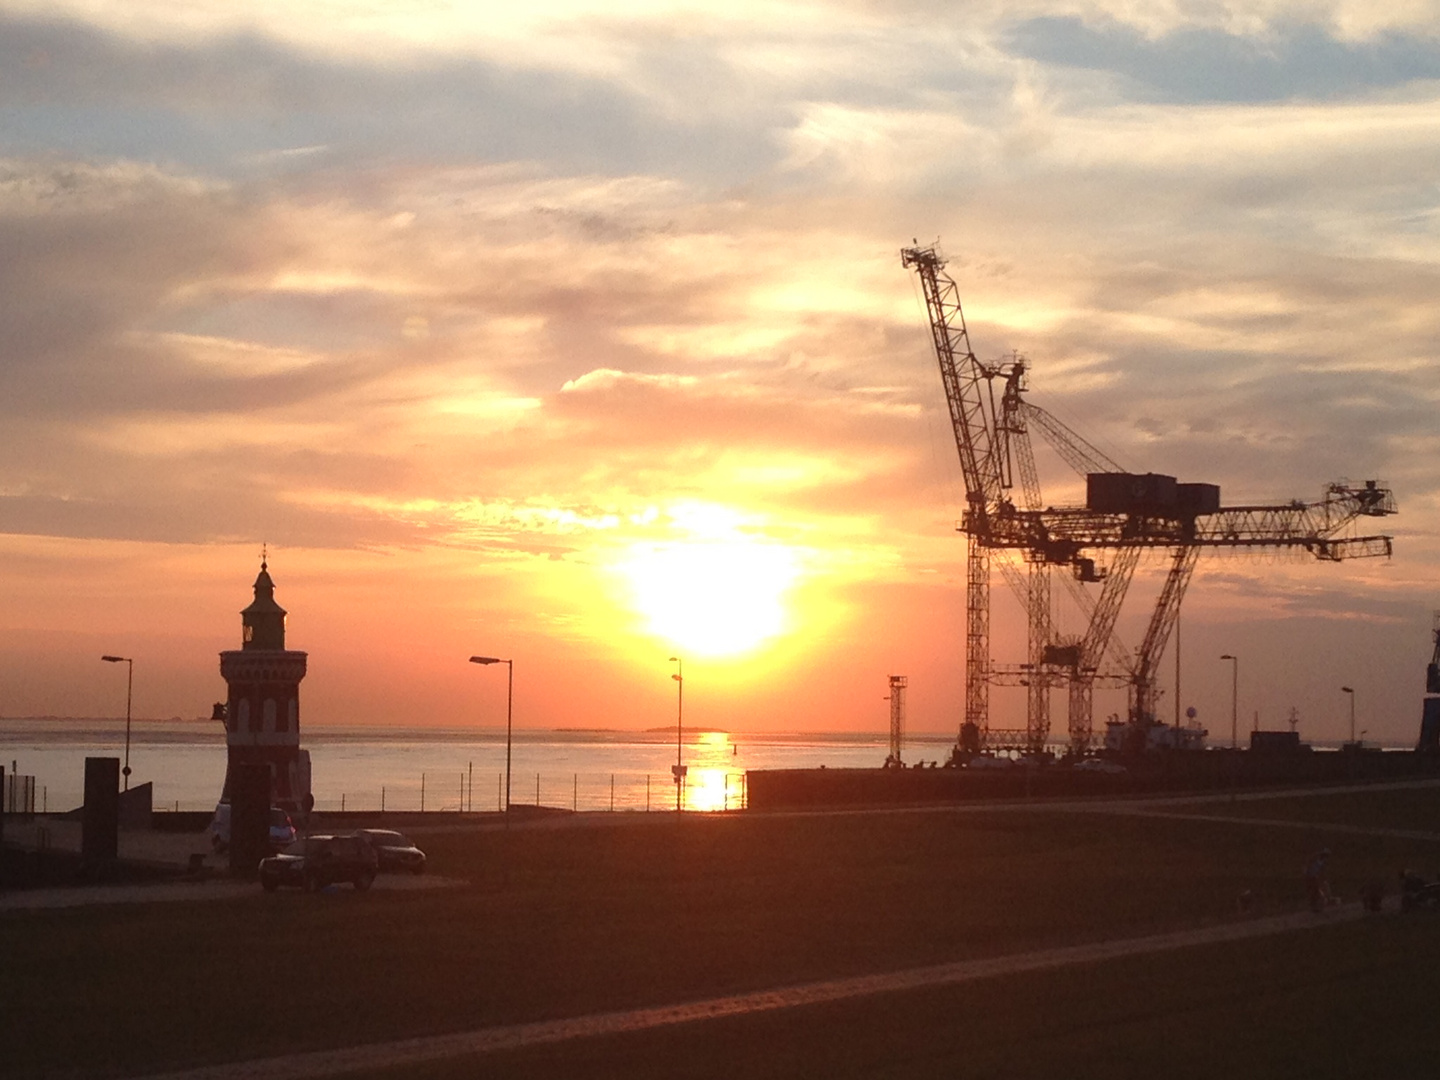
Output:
[
  {"left": 259, "top": 834, "right": 378, "bottom": 892},
  {"left": 1072, "top": 758, "right": 1129, "bottom": 775},
  {"left": 965, "top": 755, "right": 1016, "bottom": 770},
  {"left": 357, "top": 829, "right": 427, "bottom": 875},
  {"left": 209, "top": 803, "right": 298, "bottom": 853}
]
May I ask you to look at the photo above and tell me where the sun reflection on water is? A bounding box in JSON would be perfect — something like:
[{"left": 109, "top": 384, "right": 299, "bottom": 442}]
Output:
[{"left": 682, "top": 730, "right": 745, "bottom": 811}]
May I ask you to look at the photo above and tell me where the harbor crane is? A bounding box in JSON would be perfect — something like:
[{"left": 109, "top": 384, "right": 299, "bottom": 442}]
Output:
[{"left": 902, "top": 243, "right": 1396, "bottom": 757}]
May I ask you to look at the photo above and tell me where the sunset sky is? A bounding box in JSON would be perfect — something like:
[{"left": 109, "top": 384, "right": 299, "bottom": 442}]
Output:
[{"left": 2, "top": 1, "right": 1438, "bottom": 744}]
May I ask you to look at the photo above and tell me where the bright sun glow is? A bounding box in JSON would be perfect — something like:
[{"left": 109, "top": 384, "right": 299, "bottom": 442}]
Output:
[{"left": 618, "top": 532, "right": 800, "bottom": 658}]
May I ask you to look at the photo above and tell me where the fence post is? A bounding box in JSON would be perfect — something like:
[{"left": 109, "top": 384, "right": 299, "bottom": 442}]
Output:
[
  {"left": 646, "top": 774, "right": 650, "bottom": 812},
  {"left": 573, "top": 773, "right": 577, "bottom": 812},
  {"left": 610, "top": 774, "right": 615, "bottom": 811},
  {"left": 535, "top": 772, "right": 540, "bottom": 807},
  {"left": 381, "top": 786, "right": 386, "bottom": 814},
  {"left": 468, "top": 761, "right": 474, "bottom": 813},
  {"left": 421, "top": 773, "right": 426, "bottom": 813},
  {"left": 460, "top": 772, "right": 464, "bottom": 812},
  {"left": 341, "top": 793, "right": 346, "bottom": 812}
]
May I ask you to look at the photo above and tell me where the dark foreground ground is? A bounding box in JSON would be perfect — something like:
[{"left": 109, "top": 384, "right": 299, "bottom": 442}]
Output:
[{"left": 6, "top": 785, "right": 1440, "bottom": 1078}]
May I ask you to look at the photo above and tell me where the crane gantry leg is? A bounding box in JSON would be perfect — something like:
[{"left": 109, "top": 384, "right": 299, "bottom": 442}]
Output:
[
  {"left": 1065, "top": 545, "right": 1142, "bottom": 753},
  {"left": 1131, "top": 545, "right": 1201, "bottom": 727},
  {"left": 965, "top": 537, "right": 989, "bottom": 751},
  {"left": 1027, "top": 560, "right": 1051, "bottom": 755}
]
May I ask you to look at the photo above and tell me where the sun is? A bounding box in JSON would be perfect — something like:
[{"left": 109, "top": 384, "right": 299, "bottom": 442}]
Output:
[{"left": 617, "top": 535, "right": 800, "bottom": 658}]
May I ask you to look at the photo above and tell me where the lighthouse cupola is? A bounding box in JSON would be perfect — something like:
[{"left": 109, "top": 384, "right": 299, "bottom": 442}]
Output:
[{"left": 241, "top": 560, "right": 287, "bottom": 650}]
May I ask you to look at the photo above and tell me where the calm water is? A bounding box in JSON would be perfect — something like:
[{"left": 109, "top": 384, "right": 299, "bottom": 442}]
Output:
[{"left": 0, "top": 720, "right": 960, "bottom": 814}]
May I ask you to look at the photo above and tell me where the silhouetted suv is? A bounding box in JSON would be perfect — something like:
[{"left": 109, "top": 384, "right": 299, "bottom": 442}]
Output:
[
  {"left": 208, "top": 804, "right": 297, "bottom": 853},
  {"left": 357, "top": 829, "right": 427, "bottom": 875},
  {"left": 259, "top": 834, "right": 378, "bottom": 892}
]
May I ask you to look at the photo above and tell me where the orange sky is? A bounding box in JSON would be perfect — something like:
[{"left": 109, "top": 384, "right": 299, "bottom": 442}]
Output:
[{"left": 1, "top": 2, "right": 1438, "bottom": 743}]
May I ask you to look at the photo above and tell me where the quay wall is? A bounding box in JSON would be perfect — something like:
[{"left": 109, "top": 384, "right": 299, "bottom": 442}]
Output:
[{"left": 746, "top": 751, "right": 1440, "bottom": 810}]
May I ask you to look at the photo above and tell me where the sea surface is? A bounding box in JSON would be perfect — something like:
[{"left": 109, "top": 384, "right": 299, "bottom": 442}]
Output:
[{"left": 0, "top": 719, "right": 961, "bottom": 814}]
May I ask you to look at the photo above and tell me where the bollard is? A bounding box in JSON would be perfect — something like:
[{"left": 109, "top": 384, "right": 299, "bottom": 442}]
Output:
[
  {"left": 82, "top": 757, "right": 120, "bottom": 868},
  {"left": 228, "top": 763, "right": 269, "bottom": 879}
]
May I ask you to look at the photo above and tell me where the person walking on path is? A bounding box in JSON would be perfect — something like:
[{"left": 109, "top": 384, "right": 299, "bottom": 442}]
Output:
[{"left": 1305, "top": 848, "right": 1332, "bottom": 911}]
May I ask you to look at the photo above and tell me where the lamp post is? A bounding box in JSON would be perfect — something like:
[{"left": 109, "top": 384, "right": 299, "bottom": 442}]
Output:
[
  {"left": 669, "top": 656, "right": 685, "bottom": 811},
  {"left": 1341, "top": 686, "right": 1355, "bottom": 745},
  {"left": 101, "top": 655, "right": 134, "bottom": 791},
  {"left": 470, "top": 656, "right": 513, "bottom": 814},
  {"left": 1220, "top": 654, "right": 1238, "bottom": 750}
]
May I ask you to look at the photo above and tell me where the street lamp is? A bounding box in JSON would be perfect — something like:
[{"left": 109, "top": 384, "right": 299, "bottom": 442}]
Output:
[
  {"left": 1341, "top": 686, "right": 1355, "bottom": 745},
  {"left": 1220, "top": 655, "right": 1238, "bottom": 750},
  {"left": 101, "top": 655, "right": 134, "bottom": 791},
  {"left": 470, "top": 656, "right": 513, "bottom": 814},
  {"left": 669, "top": 656, "right": 685, "bottom": 811}
]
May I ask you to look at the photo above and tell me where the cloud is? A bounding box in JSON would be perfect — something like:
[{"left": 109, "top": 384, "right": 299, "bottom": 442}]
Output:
[
  {"left": 0, "top": 11, "right": 794, "bottom": 183},
  {"left": 1004, "top": 16, "right": 1440, "bottom": 103}
]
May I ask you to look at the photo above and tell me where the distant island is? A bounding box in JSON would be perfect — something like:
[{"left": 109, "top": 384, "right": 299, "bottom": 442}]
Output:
[{"left": 552, "top": 726, "right": 730, "bottom": 735}]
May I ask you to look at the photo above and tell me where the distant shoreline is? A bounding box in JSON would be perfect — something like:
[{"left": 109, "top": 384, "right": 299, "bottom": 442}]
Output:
[{"left": 0, "top": 717, "right": 956, "bottom": 741}]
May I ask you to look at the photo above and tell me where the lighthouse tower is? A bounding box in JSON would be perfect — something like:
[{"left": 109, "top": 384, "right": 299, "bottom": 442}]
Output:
[{"left": 218, "top": 559, "right": 310, "bottom": 810}]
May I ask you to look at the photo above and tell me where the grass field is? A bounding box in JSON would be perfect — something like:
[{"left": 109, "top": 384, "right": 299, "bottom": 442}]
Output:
[
  {"left": 1192, "top": 783, "right": 1440, "bottom": 838},
  {"left": 347, "top": 917, "right": 1440, "bottom": 1080},
  {"left": 6, "top": 784, "right": 1440, "bottom": 1078}
]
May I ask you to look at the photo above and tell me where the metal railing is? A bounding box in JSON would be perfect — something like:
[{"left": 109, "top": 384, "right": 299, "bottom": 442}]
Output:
[{"left": 326, "top": 770, "right": 749, "bottom": 814}]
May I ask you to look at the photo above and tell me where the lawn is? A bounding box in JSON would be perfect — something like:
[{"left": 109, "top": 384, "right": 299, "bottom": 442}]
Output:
[
  {"left": 1188, "top": 781, "right": 1440, "bottom": 838},
  {"left": 349, "top": 915, "right": 1440, "bottom": 1080},
  {"left": 5, "top": 798, "right": 1438, "bottom": 1078}
]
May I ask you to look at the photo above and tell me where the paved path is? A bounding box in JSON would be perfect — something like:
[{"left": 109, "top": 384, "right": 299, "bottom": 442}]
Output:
[
  {"left": 136, "top": 903, "right": 1373, "bottom": 1080},
  {"left": 4, "top": 818, "right": 218, "bottom": 865},
  {"left": 1098, "top": 807, "right": 1440, "bottom": 843},
  {"left": 0, "top": 874, "right": 462, "bottom": 911}
]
